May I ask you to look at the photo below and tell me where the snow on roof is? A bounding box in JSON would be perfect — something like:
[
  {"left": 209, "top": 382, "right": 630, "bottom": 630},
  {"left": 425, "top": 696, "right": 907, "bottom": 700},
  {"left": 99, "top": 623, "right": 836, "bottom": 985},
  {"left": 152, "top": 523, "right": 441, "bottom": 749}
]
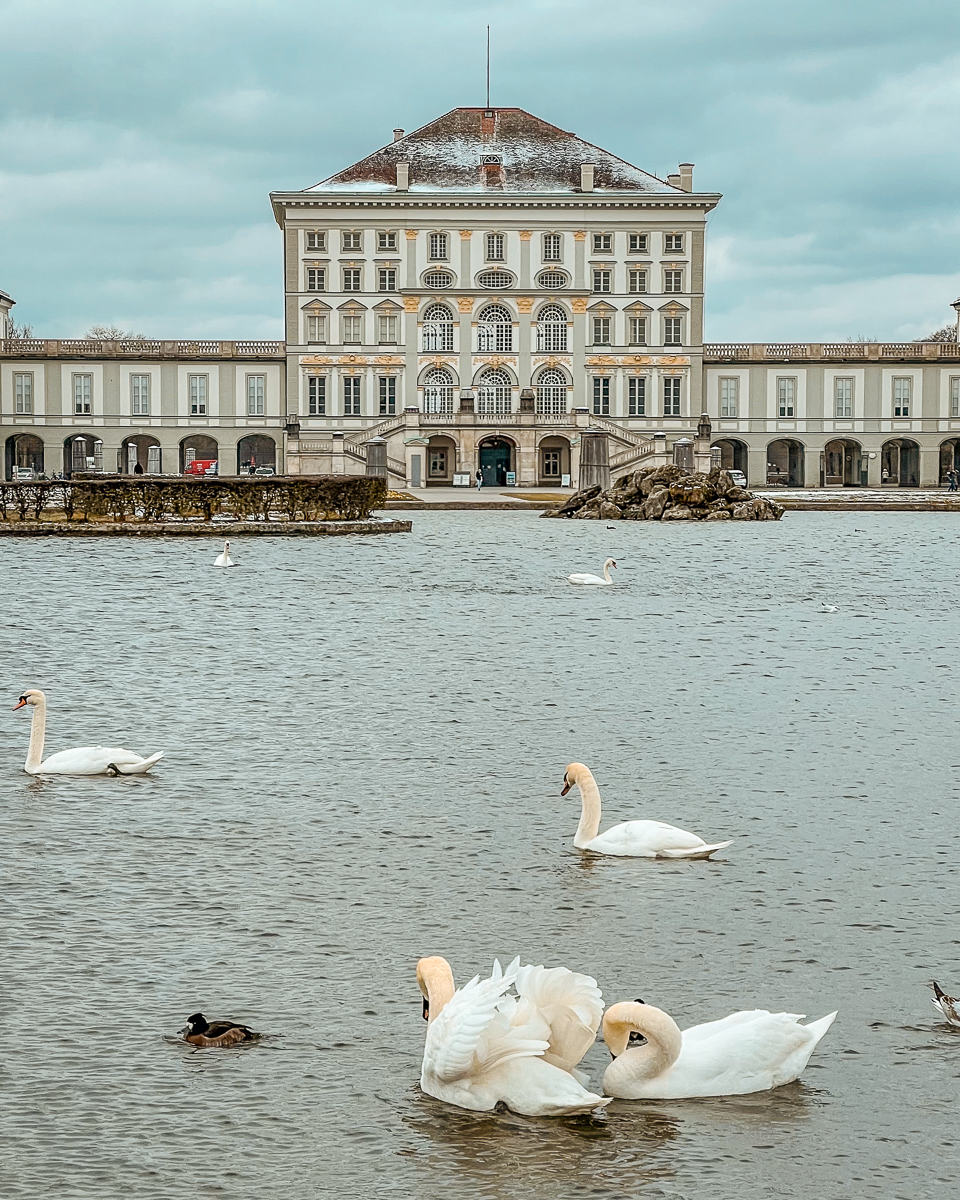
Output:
[{"left": 304, "top": 108, "right": 683, "bottom": 196}]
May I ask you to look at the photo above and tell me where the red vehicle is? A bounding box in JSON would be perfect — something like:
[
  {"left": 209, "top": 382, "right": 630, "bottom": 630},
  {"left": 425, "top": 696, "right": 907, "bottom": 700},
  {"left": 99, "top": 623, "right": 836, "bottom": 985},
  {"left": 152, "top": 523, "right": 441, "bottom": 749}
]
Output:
[{"left": 184, "top": 459, "right": 218, "bottom": 476}]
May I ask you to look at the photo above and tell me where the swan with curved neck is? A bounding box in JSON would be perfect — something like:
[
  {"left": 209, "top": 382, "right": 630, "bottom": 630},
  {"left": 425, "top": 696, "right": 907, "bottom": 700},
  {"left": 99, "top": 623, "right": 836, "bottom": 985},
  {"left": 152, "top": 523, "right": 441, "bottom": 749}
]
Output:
[
  {"left": 13, "top": 689, "right": 164, "bottom": 776},
  {"left": 415, "top": 955, "right": 609, "bottom": 1116},
  {"left": 562, "top": 762, "right": 731, "bottom": 858},
  {"left": 602, "top": 1000, "right": 837, "bottom": 1099},
  {"left": 214, "top": 540, "right": 234, "bottom": 567},
  {"left": 568, "top": 558, "right": 616, "bottom": 586}
]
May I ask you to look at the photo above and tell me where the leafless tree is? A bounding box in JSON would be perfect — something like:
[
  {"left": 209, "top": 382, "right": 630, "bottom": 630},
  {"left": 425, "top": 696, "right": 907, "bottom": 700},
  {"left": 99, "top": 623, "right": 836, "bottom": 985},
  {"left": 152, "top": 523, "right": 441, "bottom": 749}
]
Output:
[
  {"left": 9, "top": 319, "right": 35, "bottom": 338},
  {"left": 916, "top": 322, "right": 957, "bottom": 343},
  {"left": 85, "top": 324, "right": 148, "bottom": 341}
]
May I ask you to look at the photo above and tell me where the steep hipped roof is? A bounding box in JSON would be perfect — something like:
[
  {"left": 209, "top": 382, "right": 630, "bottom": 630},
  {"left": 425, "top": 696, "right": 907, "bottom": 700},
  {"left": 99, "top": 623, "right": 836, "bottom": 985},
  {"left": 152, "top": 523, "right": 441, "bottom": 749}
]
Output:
[{"left": 306, "top": 107, "right": 684, "bottom": 195}]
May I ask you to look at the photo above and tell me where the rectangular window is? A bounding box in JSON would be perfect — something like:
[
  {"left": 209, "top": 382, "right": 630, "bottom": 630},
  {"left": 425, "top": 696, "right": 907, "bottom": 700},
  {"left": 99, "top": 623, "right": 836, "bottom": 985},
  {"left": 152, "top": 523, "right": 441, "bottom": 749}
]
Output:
[
  {"left": 628, "top": 316, "right": 647, "bottom": 346},
  {"left": 663, "top": 316, "right": 682, "bottom": 346},
  {"left": 663, "top": 376, "right": 681, "bottom": 416},
  {"left": 377, "top": 231, "right": 397, "bottom": 251},
  {"left": 628, "top": 376, "right": 646, "bottom": 416},
  {"left": 592, "top": 316, "right": 611, "bottom": 345},
  {"left": 543, "top": 232, "right": 561, "bottom": 261},
  {"left": 342, "top": 314, "right": 362, "bottom": 344},
  {"left": 628, "top": 233, "right": 648, "bottom": 253},
  {"left": 486, "top": 232, "right": 505, "bottom": 260},
  {"left": 14, "top": 372, "right": 33, "bottom": 414},
  {"left": 628, "top": 268, "right": 647, "bottom": 294},
  {"left": 664, "top": 233, "right": 684, "bottom": 252},
  {"left": 429, "top": 231, "right": 448, "bottom": 259},
  {"left": 378, "top": 376, "right": 397, "bottom": 415},
  {"left": 306, "top": 267, "right": 325, "bottom": 291},
  {"left": 664, "top": 269, "right": 683, "bottom": 294},
  {"left": 592, "top": 376, "right": 610, "bottom": 416},
  {"left": 246, "top": 375, "right": 265, "bottom": 416},
  {"left": 74, "top": 373, "right": 92, "bottom": 415},
  {"left": 130, "top": 373, "right": 150, "bottom": 416},
  {"left": 342, "top": 375, "right": 361, "bottom": 416},
  {"left": 378, "top": 267, "right": 396, "bottom": 292},
  {"left": 428, "top": 448, "right": 447, "bottom": 477},
  {"left": 306, "top": 313, "right": 327, "bottom": 343},
  {"left": 377, "top": 314, "right": 398, "bottom": 344},
  {"left": 305, "top": 231, "right": 326, "bottom": 251},
  {"left": 593, "top": 268, "right": 611, "bottom": 293},
  {"left": 593, "top": 233, "right": 612, "bottom": 252},
  {"left": 893, "top": 376, "right": 912, "bottom": 417},
  {"left": 951, "top": 376, "right": 960, "bottom": 418},
  {"left": 341, "top": 230, "right": 362, "bottom": 251},
  {"left": 542, "top": 449, "right": 560, "bottom": 476},
  {"left": 777, "top": 376, "right": 796, "bottom": 418},
  {"left": 342, "top": 267, "right": 362, "bottom": 292},
  {"left": 834, "top": 376, "right": 853, "bottom": 418},
  {"left": 188, "top": 374, "right": 207, "bottom": 416},
  {"left": 719, "top": 376, "right": 739, "bottom": 418},
  {"left": 307, "top": 376, "right": 326, "bottom": 416}
]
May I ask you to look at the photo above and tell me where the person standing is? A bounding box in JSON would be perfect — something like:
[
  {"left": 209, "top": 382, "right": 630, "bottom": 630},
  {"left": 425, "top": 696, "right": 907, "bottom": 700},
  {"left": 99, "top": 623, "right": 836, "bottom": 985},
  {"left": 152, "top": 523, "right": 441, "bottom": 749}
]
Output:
[
  {"left": 475, "top": 468, "right": 483, "bottom": 490},
  {"left": 949, "top": 468, "right": 958, "bottom": 492}
]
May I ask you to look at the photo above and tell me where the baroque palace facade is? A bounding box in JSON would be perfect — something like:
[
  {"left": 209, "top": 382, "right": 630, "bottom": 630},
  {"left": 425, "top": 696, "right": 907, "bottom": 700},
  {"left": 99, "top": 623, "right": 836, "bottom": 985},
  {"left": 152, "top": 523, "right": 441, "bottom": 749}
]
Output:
[{"left": 3, "top": 106, "right": 960, "bottom": 487}]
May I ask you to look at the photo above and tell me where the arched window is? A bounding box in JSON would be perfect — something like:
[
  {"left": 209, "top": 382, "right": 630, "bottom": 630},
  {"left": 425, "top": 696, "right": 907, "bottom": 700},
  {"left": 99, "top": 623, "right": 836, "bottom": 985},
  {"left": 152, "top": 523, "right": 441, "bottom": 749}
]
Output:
[
  {"left": 476, "top": 305, "right": 513, "bottom": 352},
  {"left": 477, "top": 368, "right": 512, "bottom": 417},
  {"left": 422, "top": 303, "right": 454, "bottom": 352},
  {"left": 536, "top": 305, "right": 568, "bottom": 352},
  {"left": 423, "top": 368, "right": 454, "bottom": 416},
  {"left": 536, "top": 368, "right": 568, "bottom": 417}
]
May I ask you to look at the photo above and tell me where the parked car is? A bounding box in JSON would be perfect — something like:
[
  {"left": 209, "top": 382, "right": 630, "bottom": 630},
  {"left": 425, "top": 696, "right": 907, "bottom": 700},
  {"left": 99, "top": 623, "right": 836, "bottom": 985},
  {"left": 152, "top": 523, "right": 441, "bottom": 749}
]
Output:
[
  {"left": 14, "top": 467, "right": 36, "bottom": 481},
  {"left": 253, "top": 466, "right": 275, "bottom": 476},
  {"left": 184, "top": 459, "right": 218, "bottom": 476},
  {"left": 728, "top": 469, "right": 747, "bottom": 487}
]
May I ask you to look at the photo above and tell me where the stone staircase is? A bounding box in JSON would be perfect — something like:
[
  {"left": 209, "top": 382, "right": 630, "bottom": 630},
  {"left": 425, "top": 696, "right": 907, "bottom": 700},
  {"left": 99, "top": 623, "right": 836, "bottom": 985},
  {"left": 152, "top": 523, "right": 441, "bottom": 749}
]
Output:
[{"left": 585, "top": 416, "right": 663, "bottom": 474}]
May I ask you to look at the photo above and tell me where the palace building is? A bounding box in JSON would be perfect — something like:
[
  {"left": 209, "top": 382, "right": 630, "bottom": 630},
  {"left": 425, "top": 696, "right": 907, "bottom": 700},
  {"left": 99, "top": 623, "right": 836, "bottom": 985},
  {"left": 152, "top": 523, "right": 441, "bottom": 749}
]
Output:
[{"left": 3, "top": 106, "right": 960, "bottom": 487}]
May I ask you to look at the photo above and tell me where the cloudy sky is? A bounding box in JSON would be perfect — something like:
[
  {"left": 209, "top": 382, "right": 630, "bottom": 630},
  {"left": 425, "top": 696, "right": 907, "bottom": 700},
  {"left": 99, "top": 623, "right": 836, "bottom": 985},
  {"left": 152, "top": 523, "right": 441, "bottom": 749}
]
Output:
[{"left": 2, "top": 0, "right": 957, "bottom": 341}]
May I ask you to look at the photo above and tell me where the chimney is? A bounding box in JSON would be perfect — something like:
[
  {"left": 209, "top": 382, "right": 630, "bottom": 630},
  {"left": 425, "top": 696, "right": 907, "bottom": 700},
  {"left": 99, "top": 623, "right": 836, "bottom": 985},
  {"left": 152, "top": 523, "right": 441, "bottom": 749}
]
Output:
[
  {"left": 678, "top": 163, "right": 694, "bottom": 192},
  {"left": 580, "top": 162, "right": 595, "bottom": 193},
  {"left": 393, "top": 128, "right": 404, "bottom": 142},
  {"left": 667, "top": 172, "right": 682, "bottom": 188},
  {"left": 396, "top": 160, "right": 409, "bottom": 191}
]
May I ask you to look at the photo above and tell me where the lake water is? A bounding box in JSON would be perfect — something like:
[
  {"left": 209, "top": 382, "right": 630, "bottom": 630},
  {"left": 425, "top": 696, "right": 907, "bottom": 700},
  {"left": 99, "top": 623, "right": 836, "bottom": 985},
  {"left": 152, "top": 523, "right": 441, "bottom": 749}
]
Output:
[{"left": 3, "top": 511, "right": 959, "bottom": 1199}]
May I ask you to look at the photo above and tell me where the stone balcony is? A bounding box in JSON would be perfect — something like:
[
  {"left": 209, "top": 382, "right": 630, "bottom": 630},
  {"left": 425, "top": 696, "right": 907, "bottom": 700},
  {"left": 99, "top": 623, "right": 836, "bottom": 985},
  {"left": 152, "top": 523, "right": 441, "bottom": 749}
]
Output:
[
  {"left": 704, "top": 341, "right": 960, "bottom": 363},
  {"left": 0, "top": 338, "right": 286, "bottom": 359}
]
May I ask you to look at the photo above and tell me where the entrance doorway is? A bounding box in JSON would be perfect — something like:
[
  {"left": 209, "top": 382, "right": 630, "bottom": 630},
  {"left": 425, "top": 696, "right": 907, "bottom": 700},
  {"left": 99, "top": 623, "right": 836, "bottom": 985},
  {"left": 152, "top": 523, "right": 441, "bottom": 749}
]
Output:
[
  {"left": 881, "top": 439, "right": 919, "bottom": 487},
  {"left": 478, "top": 437, "right": 513, "bottom": 486},
  {"left": 821, "top": 439, "right": 864, "bottom": 487}
]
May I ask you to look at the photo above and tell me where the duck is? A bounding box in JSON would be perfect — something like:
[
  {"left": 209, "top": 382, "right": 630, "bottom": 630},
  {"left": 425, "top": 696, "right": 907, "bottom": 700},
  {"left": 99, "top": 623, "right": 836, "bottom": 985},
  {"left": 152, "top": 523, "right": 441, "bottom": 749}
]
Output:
[
  {"left": 568, "top": 558, "right": 616, "bottom": 586},
  {"left": 561, "top": 762, "right": 731, "bottom": 858},
  {"left": 817, "top": 602, "right": 838, "bottom": 613},
  {"left": 416, "top": 956, "right": 610, "bottom": 1116},
  {"left": 214, "top": 540, "right": 234, "bottom": 567},
  {"left": 12, "top": 689, "right": 164, "bottom": 776},
  {"left": 602, "top": 999, "right": 837, "bottom": 1099},
  {"left": 930, "top": 981, "right": 960, "bottom": 1027},
  {"left": 179, "top": 1012, "right": 261, "bottom": 1047}
]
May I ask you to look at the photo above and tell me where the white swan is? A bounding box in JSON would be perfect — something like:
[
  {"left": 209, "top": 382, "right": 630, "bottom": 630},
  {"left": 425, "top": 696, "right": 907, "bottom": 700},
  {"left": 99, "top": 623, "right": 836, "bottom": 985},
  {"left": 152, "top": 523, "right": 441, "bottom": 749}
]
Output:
[
  {"left": 214, "top": 540, "right": 234, "bottom": 567},
  {"left": 568, "top": 558, "right": 616, "bottom": 586},
  {"left": 13, "top": 689, "right": 164, "bottom": 776},
  {"left": 817, "top": 602, "right": 838, "bottom": 613},
  {"left": 416, "top": 956, "right": 610, "bottom": 1116},
  {"left": 930, "top": 981, "right": 960, "bottom": 1026},
  {"left": 602, "top": 1000, "right": 837, "bottom": 1099},
  {"left": 513, "top": 960, "right": 605, "bottom": 1087},
  {"left": 562, "top": 762, "right": 731, "bottom": 858}
]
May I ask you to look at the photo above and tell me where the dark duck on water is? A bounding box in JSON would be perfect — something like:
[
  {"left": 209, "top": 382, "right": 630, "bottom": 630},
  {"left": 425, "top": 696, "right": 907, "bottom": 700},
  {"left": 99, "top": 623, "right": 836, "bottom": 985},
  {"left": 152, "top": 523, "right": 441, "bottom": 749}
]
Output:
[{"left": 179, "top": 1012, "right": 262, "bottom": 1047}]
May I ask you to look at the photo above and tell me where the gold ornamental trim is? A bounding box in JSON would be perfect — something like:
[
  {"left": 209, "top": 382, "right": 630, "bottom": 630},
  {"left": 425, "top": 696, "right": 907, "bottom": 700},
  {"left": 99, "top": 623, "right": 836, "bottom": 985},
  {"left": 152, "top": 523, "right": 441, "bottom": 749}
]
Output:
[
  {"left": 459, "top": 229, "right": 472, "bottom": 239},
  {"left": 518, "top": 230, "right": 532, "bottom": 241},
  {"left": 404, "top": 229, "right": 418, "bottom": 240},
  {"left": 403, "top": 296, "right": 420, "bottom": 312},
  {"left": 457, "top": 296, "right": 474, "bottom": 313},
  {"left": 515, "top": 296, "right": 534, "bottom": 314},
  {"left": 573, "top": 231, "right": 587, "bottom": 242},
  {"left": 571, "top": 297, "right": 589, "bottom": 313}
]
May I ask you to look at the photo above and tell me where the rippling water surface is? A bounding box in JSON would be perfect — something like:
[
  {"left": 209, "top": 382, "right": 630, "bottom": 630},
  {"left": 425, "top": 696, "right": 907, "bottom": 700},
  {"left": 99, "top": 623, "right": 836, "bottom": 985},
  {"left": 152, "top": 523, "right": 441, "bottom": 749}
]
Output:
[{"left": 3, "top": 512, "right": 960, "bottom": 1199}]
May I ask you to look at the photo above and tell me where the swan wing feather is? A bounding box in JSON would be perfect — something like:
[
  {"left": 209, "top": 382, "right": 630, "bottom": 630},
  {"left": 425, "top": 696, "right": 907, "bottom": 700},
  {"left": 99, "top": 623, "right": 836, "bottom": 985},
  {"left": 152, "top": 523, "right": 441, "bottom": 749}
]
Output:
[
  {"left": 515, "top": 963, "right": 603, "bottom": 1071},
  {"left": 37, "top": 745, "right": 162, "bottom": 775}
]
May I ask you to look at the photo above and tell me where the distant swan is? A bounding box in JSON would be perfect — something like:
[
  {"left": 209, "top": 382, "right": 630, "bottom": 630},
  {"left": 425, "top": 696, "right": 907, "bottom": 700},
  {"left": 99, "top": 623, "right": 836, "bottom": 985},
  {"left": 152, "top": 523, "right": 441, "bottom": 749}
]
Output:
[
  {"left": 214, "top": 540, "right": 234, "bottom": 568},
  {"left": 817, "top": 601, "right": 838, "bottom": 613},
  {"left": 602, "top": 1000, "right": 837, "bottom": 1099},
  {"left": 416, "top": 956, "right": 610, "bottom": 1116},
  {"left": 930, "top": 981, "right": 960, "bottom": 1027},
  {"left": 13, "top": 689, "right": 164, "bottom": 776},
  {"left": 562, "top": 762, "right": 731, "bottom": 858},
  {"left": 568, "top": 558, "right": 616, "bottom": 586}
]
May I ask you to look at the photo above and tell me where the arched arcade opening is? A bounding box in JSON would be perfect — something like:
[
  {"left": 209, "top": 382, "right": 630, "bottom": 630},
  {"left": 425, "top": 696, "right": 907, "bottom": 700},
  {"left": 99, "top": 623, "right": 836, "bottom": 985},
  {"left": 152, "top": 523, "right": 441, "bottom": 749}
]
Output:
[
  {"left": 766, "top": 439, "right": 805, "bottom": 487},
  {"left": 237, "top": 434, "right": 277, "bottom": 474},
  {"left": 119, "top": 435, "right": 161, "bottom": 475},
  {"left": 881, "top": 439, "right": 919, "bottom": 487},
  {"left": 5, "top": 434, "right": 44, "bottom": 479},
  {"left": 477, "top": 435, "right": 516, "bottom": 487}
]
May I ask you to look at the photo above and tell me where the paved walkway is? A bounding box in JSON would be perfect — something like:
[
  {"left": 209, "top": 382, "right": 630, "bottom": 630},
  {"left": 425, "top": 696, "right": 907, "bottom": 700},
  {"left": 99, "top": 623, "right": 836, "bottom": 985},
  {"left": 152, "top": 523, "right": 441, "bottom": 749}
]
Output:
[{"left": 387, "top": 486, "right": 574, "bottom": 508}]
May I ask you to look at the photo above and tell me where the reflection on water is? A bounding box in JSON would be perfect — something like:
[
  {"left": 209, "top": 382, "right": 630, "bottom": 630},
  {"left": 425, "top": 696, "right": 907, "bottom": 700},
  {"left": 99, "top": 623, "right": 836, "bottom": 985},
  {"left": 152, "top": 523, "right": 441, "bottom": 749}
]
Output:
[{"left": 2, "top": 512, "right": 959, "bottom": 1198}]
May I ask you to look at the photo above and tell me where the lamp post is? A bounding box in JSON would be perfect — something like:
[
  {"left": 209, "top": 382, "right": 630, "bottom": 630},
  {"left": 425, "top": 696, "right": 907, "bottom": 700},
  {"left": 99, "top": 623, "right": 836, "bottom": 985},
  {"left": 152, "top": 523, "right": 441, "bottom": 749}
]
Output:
[{"left": 951, "top": 298, "right": 960, "bottom": 345}]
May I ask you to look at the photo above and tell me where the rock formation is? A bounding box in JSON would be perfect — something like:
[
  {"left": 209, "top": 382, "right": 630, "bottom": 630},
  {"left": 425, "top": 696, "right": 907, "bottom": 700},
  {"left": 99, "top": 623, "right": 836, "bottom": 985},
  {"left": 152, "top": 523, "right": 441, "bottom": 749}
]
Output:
[{"left": 542, "top": 465, "right": 784, "bottom": 522}]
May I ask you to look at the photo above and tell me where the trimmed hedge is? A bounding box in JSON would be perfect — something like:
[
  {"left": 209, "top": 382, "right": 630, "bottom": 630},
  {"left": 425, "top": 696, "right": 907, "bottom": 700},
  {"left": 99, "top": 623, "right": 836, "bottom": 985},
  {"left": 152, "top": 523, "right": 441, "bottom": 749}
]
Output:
[{"left": 0, "top": 475, "right": 387, "bottom": 524}]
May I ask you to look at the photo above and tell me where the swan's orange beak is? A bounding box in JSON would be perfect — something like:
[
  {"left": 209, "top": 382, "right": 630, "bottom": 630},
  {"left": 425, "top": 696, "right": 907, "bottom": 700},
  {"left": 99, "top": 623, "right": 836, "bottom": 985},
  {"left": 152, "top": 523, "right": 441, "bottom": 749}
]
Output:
[
  {"left": 12, "top": 699, "right": 26, "bottom": 711},
  {"left": 560, "top": 779, "right": 571, "bottom": 796}
]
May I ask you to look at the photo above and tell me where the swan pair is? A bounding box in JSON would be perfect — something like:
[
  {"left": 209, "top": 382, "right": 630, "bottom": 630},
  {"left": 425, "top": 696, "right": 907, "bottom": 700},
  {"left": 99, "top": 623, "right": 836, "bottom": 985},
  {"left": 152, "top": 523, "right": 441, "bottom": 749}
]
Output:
[
  {"left": 416, "top": 955, "right": 836, "bottom": 1115},
  {"left": 13, "top": 689, "right": 163, "bottom": 776},
  {"left": 563, "top": 762, "right": 731, "bottom": 858},
  {"left": 569, "top": 558, "right": 616, "bottom": 586}
]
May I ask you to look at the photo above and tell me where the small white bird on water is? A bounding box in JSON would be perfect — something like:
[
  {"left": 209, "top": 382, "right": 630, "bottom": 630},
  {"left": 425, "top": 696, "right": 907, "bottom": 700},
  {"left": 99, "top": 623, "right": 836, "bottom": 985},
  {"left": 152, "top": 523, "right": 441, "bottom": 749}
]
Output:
[
  {"left": 930, "top": 981, "right": 960, "bottom": 1027},
  {"left": 817, "top": 602, "right": 838, "bottom": 613},
  {"left": 568, "top": 558, "right": 617, "bottom": 586},
  {"left": 214, "top": 540, "right": 234, "bottom": 568}
]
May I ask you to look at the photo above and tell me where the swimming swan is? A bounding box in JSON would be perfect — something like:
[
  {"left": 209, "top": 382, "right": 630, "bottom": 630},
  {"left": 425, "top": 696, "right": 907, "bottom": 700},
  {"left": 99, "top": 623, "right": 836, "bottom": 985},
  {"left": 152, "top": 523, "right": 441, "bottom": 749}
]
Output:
[
  {"left": 13, "top": 689, "right": 164, "bottom": 776},
  {"left": 514, "top": 960, "right": 605, "bottom": 1087},
  {"left": 568, "top": 558, "right": 616, "bottom": 586},
  {"left": 562, "top": 762, "right": 731, "bottom": 858},
  {"left": 214, "top": 540, "right": 234, "bottom": 567},
  {"left": 930, "top": 981, "right": 960, "bottom": 1026},
  {"left": 416, "top": 956, "right": 610, "bottom": 1116},
  {"left": 602, "top": 1000, "right": 837, "bottom": 1099}
]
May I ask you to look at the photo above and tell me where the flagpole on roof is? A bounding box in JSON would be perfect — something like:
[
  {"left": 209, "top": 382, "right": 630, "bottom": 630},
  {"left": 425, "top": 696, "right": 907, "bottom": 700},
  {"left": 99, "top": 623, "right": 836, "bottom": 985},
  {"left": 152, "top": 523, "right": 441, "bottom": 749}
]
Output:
[{"left": 486, "top": 25, "right": 491, "bottom": 108}]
